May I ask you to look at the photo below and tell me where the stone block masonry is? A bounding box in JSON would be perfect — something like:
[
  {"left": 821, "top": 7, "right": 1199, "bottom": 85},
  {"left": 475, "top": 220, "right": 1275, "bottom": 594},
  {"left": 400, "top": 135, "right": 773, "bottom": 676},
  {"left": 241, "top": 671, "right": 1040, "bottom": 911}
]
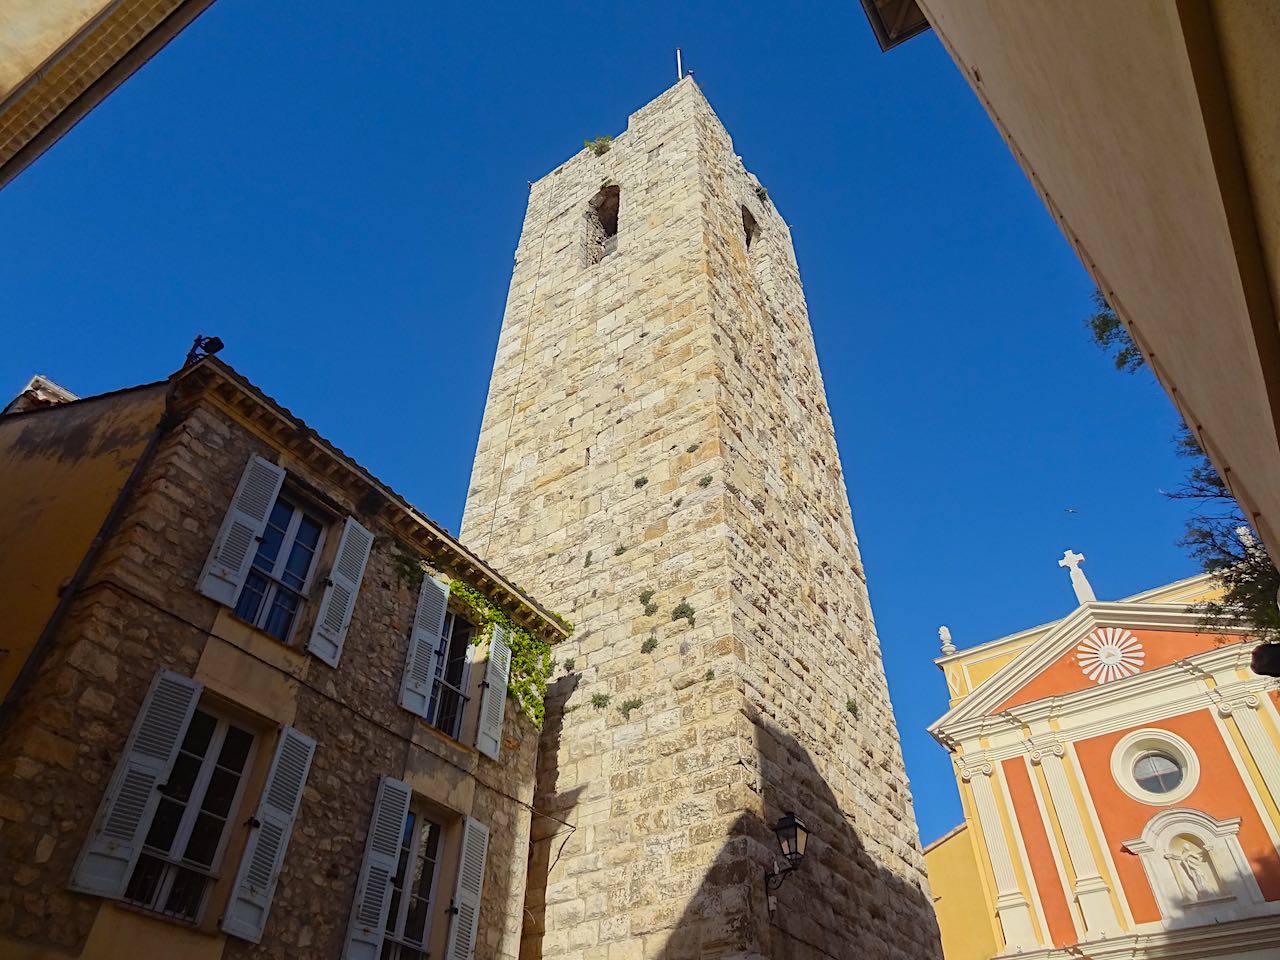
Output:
[{"left": 461, "top": 77, "right": 942, "bottom": 958}]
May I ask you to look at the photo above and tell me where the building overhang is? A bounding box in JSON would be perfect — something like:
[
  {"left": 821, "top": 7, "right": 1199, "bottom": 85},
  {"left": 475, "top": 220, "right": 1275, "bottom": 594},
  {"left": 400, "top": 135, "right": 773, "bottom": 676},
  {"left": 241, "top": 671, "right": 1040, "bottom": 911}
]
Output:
[
  {"left": 858, "top": 0, "right": 931, "bottom": 52},
  {"left": 171, "top": 357, "right": 572, "bottom": 645},
  {"left": 903, "top": 1, "right": 1280, "bottom": 562},
  {"left": 0, "top": 0, "right": 216, "bottom": 190}
]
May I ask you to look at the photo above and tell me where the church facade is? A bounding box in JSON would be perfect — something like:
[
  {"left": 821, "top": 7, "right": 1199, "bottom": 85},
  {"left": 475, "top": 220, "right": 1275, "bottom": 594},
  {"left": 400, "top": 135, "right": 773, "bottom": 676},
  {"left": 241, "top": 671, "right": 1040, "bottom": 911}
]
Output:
[
  {"left": 927, "top": 553, "right": 1280, "bottom": 960},
  {"left": 461, "top": 77, "right": 939, "bottom": 958}
]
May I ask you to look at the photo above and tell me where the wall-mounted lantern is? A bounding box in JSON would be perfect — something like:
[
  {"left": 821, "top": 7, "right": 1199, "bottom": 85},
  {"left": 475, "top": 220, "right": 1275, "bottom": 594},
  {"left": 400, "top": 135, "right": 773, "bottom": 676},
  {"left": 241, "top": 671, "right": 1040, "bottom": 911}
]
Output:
[{"left": 764, "top": 811, "right": 810, "bottom": 899}]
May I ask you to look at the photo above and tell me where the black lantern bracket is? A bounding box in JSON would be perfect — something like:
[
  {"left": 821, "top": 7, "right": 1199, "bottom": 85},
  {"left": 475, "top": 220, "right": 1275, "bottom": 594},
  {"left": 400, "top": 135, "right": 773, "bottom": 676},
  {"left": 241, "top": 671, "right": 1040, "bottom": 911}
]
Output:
[
  {"left": 764, "top": 860, "right": 797, "bottom": 892},
  {"left": 763, "top": 811, "right": 810, "bottom": 907}
]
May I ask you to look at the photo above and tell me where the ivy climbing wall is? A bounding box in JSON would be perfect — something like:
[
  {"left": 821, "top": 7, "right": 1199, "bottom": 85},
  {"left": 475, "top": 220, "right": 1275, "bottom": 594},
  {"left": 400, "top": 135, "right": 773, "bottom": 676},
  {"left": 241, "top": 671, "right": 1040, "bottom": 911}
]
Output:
[{"left": 461, "top": 77, "right": 941, "bottom": 959}]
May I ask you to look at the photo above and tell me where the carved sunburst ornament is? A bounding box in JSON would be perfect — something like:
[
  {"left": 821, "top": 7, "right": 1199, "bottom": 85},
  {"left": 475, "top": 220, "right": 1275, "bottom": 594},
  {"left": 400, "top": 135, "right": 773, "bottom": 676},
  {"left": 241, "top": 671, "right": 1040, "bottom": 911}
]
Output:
[{"left": 1076, "top": 628, "right": 1145, "bottom": 684}]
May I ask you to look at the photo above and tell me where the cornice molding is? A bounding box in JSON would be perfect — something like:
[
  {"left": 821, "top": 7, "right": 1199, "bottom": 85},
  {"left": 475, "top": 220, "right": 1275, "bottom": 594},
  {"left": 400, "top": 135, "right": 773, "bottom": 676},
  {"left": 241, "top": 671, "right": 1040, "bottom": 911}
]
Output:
[
  {"left": 931, "top": 602, "right": 1258, "bottom": 740},
  {"left": 169, "top": 358, "right": 571, "bottom": 643},
  {"left": 939, "top": 654, "right": 1277, "bottom": 759}
]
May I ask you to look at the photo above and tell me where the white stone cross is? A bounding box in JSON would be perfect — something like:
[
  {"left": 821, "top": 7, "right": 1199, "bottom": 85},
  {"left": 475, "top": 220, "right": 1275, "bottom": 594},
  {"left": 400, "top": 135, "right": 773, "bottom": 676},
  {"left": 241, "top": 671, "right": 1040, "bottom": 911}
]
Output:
[{"left": 1059, "top": 549, "right": 1097, "bottom": 604}]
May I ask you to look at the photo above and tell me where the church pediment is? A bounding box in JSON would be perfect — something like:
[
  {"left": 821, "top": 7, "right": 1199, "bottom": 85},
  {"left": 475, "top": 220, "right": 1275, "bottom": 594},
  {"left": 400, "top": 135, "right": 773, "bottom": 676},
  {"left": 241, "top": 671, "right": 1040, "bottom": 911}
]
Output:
[{"left": 931, "top": 602, "right": 1252, "bottom": 737}]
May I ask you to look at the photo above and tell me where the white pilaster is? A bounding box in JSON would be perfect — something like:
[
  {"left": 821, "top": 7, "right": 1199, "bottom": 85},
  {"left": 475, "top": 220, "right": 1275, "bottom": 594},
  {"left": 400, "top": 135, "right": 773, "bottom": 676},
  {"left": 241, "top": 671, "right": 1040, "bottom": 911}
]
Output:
[
  {"left": 1029, "top": 739, "right": 1120, "bottom": 937},
  {"left": 962, "top": 758, "right": 1039, "bottom": 950},
  {"left": 1220, "top": 693, "right": 1280, "bottom": 808}
]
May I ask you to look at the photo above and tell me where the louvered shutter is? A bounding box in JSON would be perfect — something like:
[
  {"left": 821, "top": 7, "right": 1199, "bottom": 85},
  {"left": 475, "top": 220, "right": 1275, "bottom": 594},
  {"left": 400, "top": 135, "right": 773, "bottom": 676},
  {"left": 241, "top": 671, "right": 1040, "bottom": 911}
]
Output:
[
  {"left": 474, "top": 625, "right": 512, "bottom": 760},
  {"left": 222, "top": 725, "right": 315, "bottom": 943},
  {"left": 198, "top": 456, "right": 286, "bottom": 606},
  {"left": 400, "top": 576, "right": 449, "bottom": 718},
  {"left": 71, "top": 669, "right": 202, "bottom": 897},
  {"left": 307, "top": 516, "right": 374, "bottom": 666},
  {"left": 342, "top": 777, "right": 414, "bottom": 960},
  {"left": 445, "top": 817, "right": 489, "bottom": 960}
]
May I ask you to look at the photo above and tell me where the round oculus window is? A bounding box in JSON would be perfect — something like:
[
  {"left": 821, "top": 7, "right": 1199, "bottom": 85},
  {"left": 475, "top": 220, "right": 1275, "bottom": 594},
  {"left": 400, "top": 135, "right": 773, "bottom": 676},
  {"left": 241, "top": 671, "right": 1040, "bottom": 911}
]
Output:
[
  {"left": 1132, "top": 751, "right": 1183, "bottom": 794},
  {"left": 1111, "top": 729, "right": 1199, "bottom": 805}
]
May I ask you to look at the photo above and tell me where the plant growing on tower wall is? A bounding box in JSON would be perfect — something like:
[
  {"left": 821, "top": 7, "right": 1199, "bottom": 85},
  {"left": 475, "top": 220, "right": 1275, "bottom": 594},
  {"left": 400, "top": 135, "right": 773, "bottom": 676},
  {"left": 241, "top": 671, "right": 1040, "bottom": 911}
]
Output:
[{"left": 449, "top": 580, "right": 573, "bottom": 728}]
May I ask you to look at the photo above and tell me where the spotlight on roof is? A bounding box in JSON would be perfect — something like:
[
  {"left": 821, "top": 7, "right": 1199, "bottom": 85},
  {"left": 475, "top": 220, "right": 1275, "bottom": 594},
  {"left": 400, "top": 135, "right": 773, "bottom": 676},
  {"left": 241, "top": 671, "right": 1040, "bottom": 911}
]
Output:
[{"left": 185, "top": 334, "right": 225, "bottom": 367}]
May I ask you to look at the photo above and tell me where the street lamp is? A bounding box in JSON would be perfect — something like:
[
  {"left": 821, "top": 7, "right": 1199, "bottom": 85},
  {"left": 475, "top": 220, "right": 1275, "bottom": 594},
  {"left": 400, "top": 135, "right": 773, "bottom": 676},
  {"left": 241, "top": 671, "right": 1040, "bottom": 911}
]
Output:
[{"left": 764, "top": 812, "right": 810, "bottom": 892}]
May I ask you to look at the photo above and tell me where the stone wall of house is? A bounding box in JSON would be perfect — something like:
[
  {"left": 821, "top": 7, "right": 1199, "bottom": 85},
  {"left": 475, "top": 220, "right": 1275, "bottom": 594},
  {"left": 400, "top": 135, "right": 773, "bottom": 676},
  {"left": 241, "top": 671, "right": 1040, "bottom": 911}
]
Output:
[
  {"left": 0, "top": 394, "right": 540, "bottom": 959},
  {"left": 461, "top": 77, "right": 940, "bottom": 958}
]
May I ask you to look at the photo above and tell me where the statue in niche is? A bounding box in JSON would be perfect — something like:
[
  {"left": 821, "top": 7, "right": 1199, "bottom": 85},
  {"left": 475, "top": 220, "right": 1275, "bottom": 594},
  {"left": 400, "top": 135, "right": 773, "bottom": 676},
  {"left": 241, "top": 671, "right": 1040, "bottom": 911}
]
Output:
[{"left": 1164, "top": 836, "right": 1221, "bottom": 901}]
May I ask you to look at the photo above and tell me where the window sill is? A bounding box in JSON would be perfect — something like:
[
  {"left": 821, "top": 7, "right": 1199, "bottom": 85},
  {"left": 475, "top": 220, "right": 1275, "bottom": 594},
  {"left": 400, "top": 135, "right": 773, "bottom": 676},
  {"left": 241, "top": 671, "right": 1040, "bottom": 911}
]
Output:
[
  {"left": 408, "top": 717, "right": 480, "bottom": 766},
  {"left": 209, "top": 608, "right": 310, "bottom": 680}
]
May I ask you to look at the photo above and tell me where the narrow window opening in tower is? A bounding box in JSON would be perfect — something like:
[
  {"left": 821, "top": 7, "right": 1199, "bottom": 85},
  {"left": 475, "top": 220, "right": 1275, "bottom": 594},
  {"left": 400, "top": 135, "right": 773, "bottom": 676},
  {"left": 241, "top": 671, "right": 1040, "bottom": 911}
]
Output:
[
  {"left": 585, "top": 185, "right": 620, "bottom": 266},
  {"left": 741, "top": 205, "right": 760, "bottom": 251}
]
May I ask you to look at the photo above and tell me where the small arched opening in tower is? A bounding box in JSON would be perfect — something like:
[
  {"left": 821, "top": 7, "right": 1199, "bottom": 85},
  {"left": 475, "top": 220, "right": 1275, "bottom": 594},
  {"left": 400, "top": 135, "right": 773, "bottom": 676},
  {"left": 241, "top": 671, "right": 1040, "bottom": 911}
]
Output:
[
  {"left": 741, "top": 205, "right": 760, "bottom": 252},
  {"left": 585, "top": 185, "right": 620, "bottom": 265}
]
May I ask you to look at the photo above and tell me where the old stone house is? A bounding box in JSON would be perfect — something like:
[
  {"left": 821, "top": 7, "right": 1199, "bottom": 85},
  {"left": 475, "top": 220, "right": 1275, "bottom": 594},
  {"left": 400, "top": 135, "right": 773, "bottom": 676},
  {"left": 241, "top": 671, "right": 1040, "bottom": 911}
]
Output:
[{"left": 0, "top": 355, "right": 569, "bottom": 960}]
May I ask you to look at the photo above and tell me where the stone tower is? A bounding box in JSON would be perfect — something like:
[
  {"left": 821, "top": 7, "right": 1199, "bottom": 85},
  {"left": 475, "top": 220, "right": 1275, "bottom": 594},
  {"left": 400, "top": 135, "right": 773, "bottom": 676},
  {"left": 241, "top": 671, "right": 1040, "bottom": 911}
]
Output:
[{"left": 461, "top": 79, "right": 940, "bottom": 959}]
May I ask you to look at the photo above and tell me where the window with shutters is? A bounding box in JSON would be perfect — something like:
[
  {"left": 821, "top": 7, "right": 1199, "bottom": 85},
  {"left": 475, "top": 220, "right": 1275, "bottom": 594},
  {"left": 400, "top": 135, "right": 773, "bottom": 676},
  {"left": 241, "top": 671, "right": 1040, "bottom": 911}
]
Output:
[
  {"left": 201, "top": 457, "right": 373, "bottom": 668},
  {"left": 121, "top": 704, "right": 256, "bottom": 923},
  {"left": 427, "top": 613, "right": 474, "bottom": 739},
  {"left": 380, "top": 808, "right": 445, "bottom": 960},
  {"left": 233, "top": 495, "right": 326, "bottom": 643}
]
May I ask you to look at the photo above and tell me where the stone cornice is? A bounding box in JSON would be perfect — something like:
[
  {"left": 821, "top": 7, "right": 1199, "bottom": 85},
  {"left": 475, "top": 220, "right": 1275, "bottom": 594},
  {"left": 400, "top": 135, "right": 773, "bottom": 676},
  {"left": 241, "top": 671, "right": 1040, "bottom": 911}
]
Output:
[
  {"left": 170, "top": 358, "right": 571, "bottom": 643},
  {"left": 941, "top": 650, "right": 1277, "bottom": 762}
]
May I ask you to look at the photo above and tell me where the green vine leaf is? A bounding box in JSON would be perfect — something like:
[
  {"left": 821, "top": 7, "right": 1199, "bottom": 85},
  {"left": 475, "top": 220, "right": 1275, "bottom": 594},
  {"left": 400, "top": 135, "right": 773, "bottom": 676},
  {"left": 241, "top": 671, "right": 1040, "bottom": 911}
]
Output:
[{"left": 449, "top": 580, "right": 571, "bottom": 728}]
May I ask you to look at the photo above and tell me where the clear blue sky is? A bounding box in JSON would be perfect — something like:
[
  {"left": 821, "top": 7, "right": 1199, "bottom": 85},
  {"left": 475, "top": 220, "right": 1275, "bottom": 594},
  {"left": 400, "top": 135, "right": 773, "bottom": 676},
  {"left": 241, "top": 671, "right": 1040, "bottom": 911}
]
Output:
[{"left": 1, "top": 2, "right": 1197, "bottom": 844}]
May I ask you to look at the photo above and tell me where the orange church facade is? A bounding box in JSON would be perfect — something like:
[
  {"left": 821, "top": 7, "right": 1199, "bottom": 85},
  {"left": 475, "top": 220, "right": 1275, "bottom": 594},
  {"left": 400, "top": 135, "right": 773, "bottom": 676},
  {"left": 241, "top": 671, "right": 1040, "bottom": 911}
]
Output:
[{"left": 926, "top": 555, "right": 1280, "bottom": 959}]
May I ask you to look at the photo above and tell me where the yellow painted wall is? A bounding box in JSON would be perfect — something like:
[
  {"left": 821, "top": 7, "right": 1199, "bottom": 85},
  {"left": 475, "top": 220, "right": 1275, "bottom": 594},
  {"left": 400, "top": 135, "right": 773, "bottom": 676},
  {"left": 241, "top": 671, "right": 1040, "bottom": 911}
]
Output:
[
  {"left": 0, "top": 384, "right": 166, "bottom": 700},
  {"left": 924, "top": 824, "right": 999, "bottom": 960}
]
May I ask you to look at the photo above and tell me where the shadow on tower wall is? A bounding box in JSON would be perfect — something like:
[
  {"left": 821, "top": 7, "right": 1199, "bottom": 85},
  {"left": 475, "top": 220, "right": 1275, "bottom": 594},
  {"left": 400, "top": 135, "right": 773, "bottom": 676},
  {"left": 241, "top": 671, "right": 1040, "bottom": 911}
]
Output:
[
  {"left": 522, "top": 670, "right": 942, "bottom": 960},
  {"left": 654, "top": 716, "right": 943, "bottom": 959},
  {"left": 522, "top": 671, "right": 584, "bottom": 956}
]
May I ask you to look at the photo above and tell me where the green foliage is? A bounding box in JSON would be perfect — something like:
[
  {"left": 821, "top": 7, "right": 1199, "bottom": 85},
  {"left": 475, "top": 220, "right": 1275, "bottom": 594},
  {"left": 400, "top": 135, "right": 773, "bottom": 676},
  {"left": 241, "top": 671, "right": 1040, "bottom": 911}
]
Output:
[
  {"left": 562, "top": 657, "right": 576, "bottom": 673},
  {"left": 390, "top": 542, "right": 429, "bottom": 591},
  {"left": 846, "top": 697, "right": 859, "bottom": 719},
  {"left": 704, "top": 669, "right": 715, "bottom": 681},
  {"left": 754, "top": 184, "right": 768, "bottom": 203},
  {"left": 584, "top": 550, "right": 593, "bottom": 567},
  {"left": 698, "top": 475, "right": 712, "bottom": 488},
  {"left": 585, "top": 135, "right": 613, "bottom": 156},
  {"left": 620, "top": 697, "right": 642, "bottom": 720},
  {"left": 1173, "top": 428, "right": 1280, "bottom": 644},
  {"left": 1084, "top": 290, "right": 1145, "bottom": 374},
  {"left": 641, "top": 637, "right": 658, "bottom": 654},
  {"left": 449, "top": 580, "right": 567, "bottom": 728},
  {"left": 672, "top": 599, "right": 696, "bottom": 626},
  {"left": 673, "top": 497, "right": 683, "bottom": 509},
  {"left": 590, "top": 693, "right": 611, "bottom": 710},
  {"left": 1084, "top": 291, "right": 1280, "bottom": 644},
  {"left": 614, "top": 545, "right": 626, "bottom": 557},
  {"left": 638, "top": 588, "right": 658, "bottom": 615},
  {"left": 634, "top": 476, "right": 649, "bottom": 489}
]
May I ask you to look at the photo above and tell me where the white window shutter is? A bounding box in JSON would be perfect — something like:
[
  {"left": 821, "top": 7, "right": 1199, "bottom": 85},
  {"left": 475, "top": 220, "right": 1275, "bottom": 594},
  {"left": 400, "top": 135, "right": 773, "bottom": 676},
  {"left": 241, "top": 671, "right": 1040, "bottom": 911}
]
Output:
[
  {"left": 222, "top": 725, "right": 316, "bottom": 943},
  {"left": 342, "top": 776, "right": 414, "bottom": 960},
  {"left": 71, "top": 669, "right": 202, "bottom": 897},
  {"left": 474, "top": 624, "right": 512, "bottom": 760},
  {"left": 198, "top": 456, "right": 286, "bottom": 606},
  {"left": 445, "top": 817, "right": 489, "bottom": 960},
  {"left": 307, "top": 516, "right": 374, "bottom": 666},
  {"left": 400, "top": 576, "right": 449, "bottom": 718}
]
